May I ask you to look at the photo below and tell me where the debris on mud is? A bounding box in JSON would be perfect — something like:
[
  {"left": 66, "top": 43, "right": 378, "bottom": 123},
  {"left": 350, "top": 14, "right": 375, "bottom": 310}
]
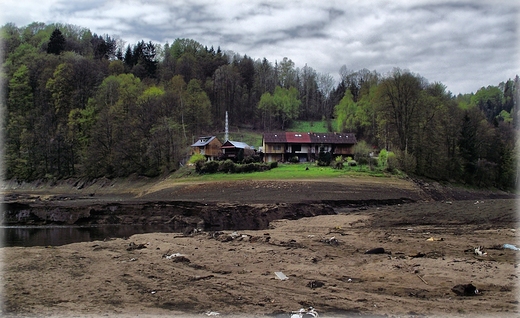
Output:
[
  {"left": 365, "top": 247, "right": 386, "bottom": 254},
  {"left": 452, "top": 284, "right": 480, "bottom": 296},
  {"left": 126, "top": 242, "right": 147, "bottom": 251}
]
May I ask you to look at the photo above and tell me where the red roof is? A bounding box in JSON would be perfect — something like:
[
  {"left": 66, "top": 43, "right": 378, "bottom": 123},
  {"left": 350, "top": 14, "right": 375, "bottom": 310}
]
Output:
[
  {"left": 285, "top": 132, "right": 311, "bottom": 143},
  {"left": 263, "top": 132, "right": 356, "bottom": 144}
]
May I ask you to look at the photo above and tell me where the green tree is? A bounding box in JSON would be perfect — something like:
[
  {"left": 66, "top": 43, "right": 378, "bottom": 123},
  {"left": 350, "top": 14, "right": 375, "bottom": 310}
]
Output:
[
  {"left": 334, "top": 90, "right": 357, "bottom": 132},
  {"left": 471, "top": 85, "right": 505, "bottom": 121},
  {"left": 5, "top": 64, "right": 34, "bottom": 178},
  {"left": 184, "top": 79, "right": 212, "bottom": 135},
  {"left": 258, "top": 90, "right": 276, "bottom": 131},
  {"left": 47, "top": 28, "right": 65, "bottom": 55},
  {"left": 273, "top": 86, "right": 301, "bottom": 130}
]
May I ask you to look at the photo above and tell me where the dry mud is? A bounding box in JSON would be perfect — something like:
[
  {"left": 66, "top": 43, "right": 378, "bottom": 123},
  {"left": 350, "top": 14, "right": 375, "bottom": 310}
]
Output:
[{"left": 1, "top": 177, "right": 518, "bottom": 317}]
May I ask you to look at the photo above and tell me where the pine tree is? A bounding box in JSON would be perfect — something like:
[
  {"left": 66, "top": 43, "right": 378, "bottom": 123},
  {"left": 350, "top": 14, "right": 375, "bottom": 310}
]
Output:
[{"left": 47, "top": 28, "right": 65, "bottom": 55}]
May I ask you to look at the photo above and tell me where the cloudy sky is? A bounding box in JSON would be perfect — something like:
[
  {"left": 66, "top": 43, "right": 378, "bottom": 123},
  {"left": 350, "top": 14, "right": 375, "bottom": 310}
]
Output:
[{"left": 2, "top": 0, "right": 519, "bottom": 95}]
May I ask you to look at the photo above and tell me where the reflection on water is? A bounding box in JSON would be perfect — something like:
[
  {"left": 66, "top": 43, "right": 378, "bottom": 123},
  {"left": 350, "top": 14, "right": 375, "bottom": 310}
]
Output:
[{"left": 0, "top": 224, "right": 181, "bottom": 247}]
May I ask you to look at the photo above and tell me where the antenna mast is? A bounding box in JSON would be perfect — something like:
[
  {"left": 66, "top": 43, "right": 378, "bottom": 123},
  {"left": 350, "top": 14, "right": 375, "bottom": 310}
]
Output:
[{"left": 225, "top": 111, "right": 229, "bottom": 141}]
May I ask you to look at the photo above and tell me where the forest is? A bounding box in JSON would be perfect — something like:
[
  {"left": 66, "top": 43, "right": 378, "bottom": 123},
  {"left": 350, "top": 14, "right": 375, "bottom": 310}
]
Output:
[{"left": 1, "top": 22, "right": 518, "bottom": 189}]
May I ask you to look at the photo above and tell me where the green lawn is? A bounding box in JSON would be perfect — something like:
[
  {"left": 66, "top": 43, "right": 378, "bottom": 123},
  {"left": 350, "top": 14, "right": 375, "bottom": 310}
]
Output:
[
  {"left": 172, "top": 163, "right": 390, "bottom": 182},
  {"left": 215, "top": 131, "right": 263, "bottom": 148},
  {"left": 289, "top": 120, "right": 330, "bottom": 133}
]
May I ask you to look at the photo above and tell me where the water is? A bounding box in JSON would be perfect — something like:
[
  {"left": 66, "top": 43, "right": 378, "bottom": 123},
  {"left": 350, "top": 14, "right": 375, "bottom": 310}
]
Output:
[{"left": 0, "top": 224, "right": 181, "bottom": 247}]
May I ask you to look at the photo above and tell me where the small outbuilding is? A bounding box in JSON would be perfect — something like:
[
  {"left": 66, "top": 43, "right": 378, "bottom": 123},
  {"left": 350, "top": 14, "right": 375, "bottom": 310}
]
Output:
[{"left": 220, "top": 140, "right": 252, "bottom": 160}]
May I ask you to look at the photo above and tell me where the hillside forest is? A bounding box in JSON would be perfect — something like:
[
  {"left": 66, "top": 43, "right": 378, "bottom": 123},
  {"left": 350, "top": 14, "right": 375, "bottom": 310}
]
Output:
[{"left": 1, "top": 22, "right": 518, "bottom": 189}]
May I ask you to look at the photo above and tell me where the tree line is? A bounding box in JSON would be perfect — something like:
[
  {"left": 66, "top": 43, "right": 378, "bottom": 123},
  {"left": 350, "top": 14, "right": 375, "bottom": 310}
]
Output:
[{"left": 1, "top": 22, "right": 518, "bottom": 189}]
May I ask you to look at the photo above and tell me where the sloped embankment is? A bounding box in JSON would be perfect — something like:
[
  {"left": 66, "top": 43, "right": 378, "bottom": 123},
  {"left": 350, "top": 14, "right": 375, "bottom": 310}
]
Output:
[{"left": 2, "top": 198, "right": 416, "bottom": 231}]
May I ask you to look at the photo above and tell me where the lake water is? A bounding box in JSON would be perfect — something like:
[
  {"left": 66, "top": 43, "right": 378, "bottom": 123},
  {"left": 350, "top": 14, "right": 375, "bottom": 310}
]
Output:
[{"left": 0, "top": 224, "right": 181, "bottom": 247}]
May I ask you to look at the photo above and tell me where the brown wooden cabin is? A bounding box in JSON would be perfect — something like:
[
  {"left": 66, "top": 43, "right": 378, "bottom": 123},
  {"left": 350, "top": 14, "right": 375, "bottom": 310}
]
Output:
[{"left": 191, "top": 136, "right": 222, "bottom": 160}]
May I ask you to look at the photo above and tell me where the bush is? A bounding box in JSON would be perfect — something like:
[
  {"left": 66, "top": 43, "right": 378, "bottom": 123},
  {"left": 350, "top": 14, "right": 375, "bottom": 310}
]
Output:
[
  {"left": 368, "top": 157, "right": 378, "bottom": 167},
  {"left": 386, "top": 151, "right": 397, "bottom": 172},
  {"left": 219, "top": 159, "right": 236, "bottom": 173},
  {"left": 395, "top": 150, "right": 416, "bottom": 173},
  {"left": 189, "top": 153, "right": 206, "bottom": 164},
  {"left": 378, "top": 149, "right": 388, "bottom": 167},
  {"left": 357, "top": 157, "right": 369, "bottom": 165},
  {"left": 194, "top": 159, "right": 277, "bottom": 175},
  {"left": 317, "top": 149, "right": 332, "bottom": 166},
  {"left": 200, "top": 160, "right": 219, "bottom": 174},
  {"left": 331, "top": 156, "right": 344, "bottom": 169},
  {"left": 242, "top": 156, "right": 255, "bottom": 164},
  {"left": 288, "top": 156, "right": 299, "bottom": 163},
  {"left": 233, "top": 162, "right": 271, "bottom": 173},
  {"left": 190, "top": 153, "right": 207, "bottom": 173}
]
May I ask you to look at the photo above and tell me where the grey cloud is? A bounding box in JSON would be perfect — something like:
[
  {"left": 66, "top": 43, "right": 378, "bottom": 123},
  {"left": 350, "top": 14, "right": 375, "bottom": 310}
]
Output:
[{"left": 2, "top": 0, "right": 517, "bottom": 94}]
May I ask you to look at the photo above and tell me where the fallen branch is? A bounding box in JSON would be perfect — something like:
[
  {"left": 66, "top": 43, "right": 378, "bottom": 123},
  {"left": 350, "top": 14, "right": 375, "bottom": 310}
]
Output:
[{"left": 416, "top": 274, "right": 428, "bottom": 285}]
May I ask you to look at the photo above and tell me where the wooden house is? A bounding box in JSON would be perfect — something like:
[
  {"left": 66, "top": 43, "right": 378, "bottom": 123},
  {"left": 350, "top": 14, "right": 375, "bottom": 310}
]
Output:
[
  {"left": 220, "top": 140, "right": 252, "bottom": 160},
  {"left": 262, "top": 132, "right": 357, "bottom": 162},
  {"left": 190, "top": 136, "right": 222, "bottom": 160}
]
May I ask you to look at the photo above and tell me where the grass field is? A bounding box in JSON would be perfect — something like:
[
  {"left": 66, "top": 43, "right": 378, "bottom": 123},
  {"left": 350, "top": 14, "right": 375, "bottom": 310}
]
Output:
[
  {"left": 289, "top": 120, "right": 330, "bottom": 133},
  {"left": 215, "top": 131, "right": 263, "bottom": 148},
  {"left": 172, "top": 162, "right": 390, "bottom": 182}
]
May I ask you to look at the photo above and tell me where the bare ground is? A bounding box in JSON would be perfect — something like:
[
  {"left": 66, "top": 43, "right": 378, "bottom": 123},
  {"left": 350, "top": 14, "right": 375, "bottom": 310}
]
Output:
[{"left": 1, "top": 176, "right": 519, "bottom": 317}]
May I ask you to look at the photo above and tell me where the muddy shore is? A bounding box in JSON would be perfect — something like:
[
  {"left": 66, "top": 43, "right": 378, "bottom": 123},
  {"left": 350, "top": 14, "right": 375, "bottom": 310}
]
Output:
[{"left": 1, "top": 176, "right": 519, "bottom": 317}]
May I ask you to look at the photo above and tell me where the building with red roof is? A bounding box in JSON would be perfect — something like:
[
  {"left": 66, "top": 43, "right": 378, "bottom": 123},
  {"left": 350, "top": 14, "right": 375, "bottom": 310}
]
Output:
[{"left": 262, "top": 132, "right": 357, "bottom": 162}]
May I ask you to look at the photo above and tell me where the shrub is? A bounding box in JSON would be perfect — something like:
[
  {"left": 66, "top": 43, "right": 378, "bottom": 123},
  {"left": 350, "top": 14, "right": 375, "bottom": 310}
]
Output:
[
  {"left": 353, "top": 140, "right": 371, "bottom": 163},
  {"left": 347, "top": 160, "right": 357, "bottom": 166},
  {"left": 269, "top": 161, "right": 278, "bottom": 169},
  {"left": 200, "top": 160, "right": 219, "bottom": 174},
  {"left": 288, "top": 156, "right": 299, "bottom": 163},
  {"left": 357, "top": 157, "right": 369, "bottom": 165},
  {"left": 331, "top": 156, "right": 344, "bottom": 169},
  {"left": 317, "top": 149, "right": 332, "bottom": 166},
  {"left": 219, "top": 159, "right": 236, "bottom": 173},
  {"left": 378, "top": 149, "right": 388, "bottom": 167},
  {"left": 261, "top": 163, "right": 271, "bottom": 171},
  {"left": 189, "top": 153, "right": 207, "bottom": 173},
  {"left": 386, "top": 151, "right": 397, "bottom": 172},
  {"left": 189, "top": 153, "right": 206, "bottom": 164},
  {"left": 242, "top": 155, "right": 255, "bottom": 164},
  {"left": 395, "top": 149, "right": 416, "bottom": 173}
]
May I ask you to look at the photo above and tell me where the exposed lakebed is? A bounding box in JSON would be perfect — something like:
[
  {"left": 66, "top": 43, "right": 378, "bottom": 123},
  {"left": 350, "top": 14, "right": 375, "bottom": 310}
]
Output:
[{"left": 1, "top": 194, "right": 413, "bottom": 247}]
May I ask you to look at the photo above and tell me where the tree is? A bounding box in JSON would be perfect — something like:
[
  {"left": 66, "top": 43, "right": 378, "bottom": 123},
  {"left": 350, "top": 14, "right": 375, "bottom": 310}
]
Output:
[
  {"left": 352, "top": 140, "right": 374, "bottom": 168},
  {"left": 273, "top": 86, "right": 301, "bottom": 130},
  {"left": 334, "top": 90, "right": 357, "bottom": 132},
  {"left": 5, "top": 64, "right": 34, "bottom": 179},
  {"left": 257, "top": 86, "right": 301, "bottom": 131},
  {"left": 458, "top": 108, "right": 485, "bottom": 183},
  {"left": 317, "top": 72, "right": 335, "bottom": 118},
  {"left": 377, "top": 68, "right": 424, "bottom": 152},
  {"left": 47, "top": 28, "right": 65, "bottom": 55},
  {"left": 277, "top": 57, "right": 298, "bottom": 88},
  {"left": 184, "top": 79, "right": 212, "bottom": 135},
  {"left": 299, "top": 64, "right": 319, "bottom": 120},
  {"left": 91, "top": 33, "right": 116, "bottom": 60},
  {"left": 258, "top": 90, "right": 276, "bottom": 131}
]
